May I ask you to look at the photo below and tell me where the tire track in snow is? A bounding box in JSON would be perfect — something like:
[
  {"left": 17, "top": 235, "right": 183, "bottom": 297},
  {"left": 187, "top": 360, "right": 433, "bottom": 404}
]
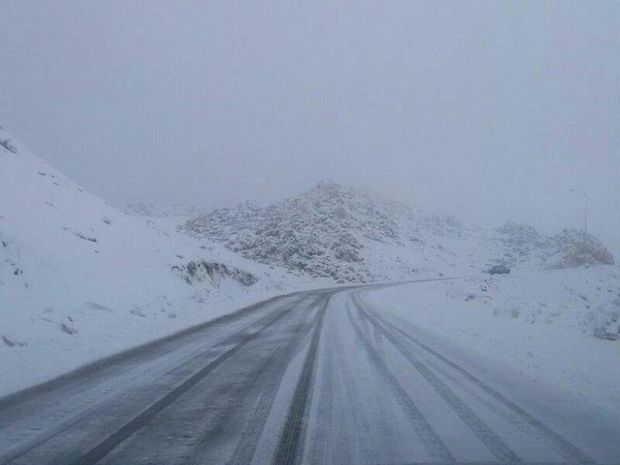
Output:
[
  {"left": 333, "top": 302, "right": 387, "bottom": 464},
  {"left": 0, "top": 296, "right": 306, "bottom": 465},
  {"left": 271, "top": 295, "right": 329, "bottom": 465},
  {"left": 355, "top": 292, "right": 596, "bottom": 465},
  {"left": 227, "top": 295, "right": 328, "bottom": 465},
  {"left": 307, "top": 301, "right": 377, "bottom": 465},
  {"left": 65, "top": 304, "right": 294, "bottom": 465},
  {"left": 346, "top": 305, "right": 456, "bottom": 463},
  {"left": 356, "top": 302, "right": 521, "bottom": 464},
  {"left": 306, "top": 304, "right": 337, "bottom": 465},
  {"left": 184, "top": 300, "right": 318, "bottom": 462}
]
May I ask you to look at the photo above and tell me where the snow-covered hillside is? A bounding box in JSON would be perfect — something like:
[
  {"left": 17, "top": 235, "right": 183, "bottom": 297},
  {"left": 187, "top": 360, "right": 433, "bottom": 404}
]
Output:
[
  {"left": 2, "top": 127, "right": 616, "bottom": 399},
  {"left": 0, "top": 127, "right": 311, "bottom": 396},
  {"left": 184, "top": 181, "right": 614, "bottom": 282}
]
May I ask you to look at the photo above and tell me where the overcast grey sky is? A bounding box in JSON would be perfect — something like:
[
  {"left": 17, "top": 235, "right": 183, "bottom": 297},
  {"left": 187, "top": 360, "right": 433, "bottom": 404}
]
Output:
[{"left": 1, "top": 1, "right": 618, "bottom": 251}]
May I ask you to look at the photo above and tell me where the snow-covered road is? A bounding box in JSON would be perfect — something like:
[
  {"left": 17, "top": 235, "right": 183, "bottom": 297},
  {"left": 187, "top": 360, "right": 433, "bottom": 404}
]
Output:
[{"left": 1, "top": 282, "right": 618, "bottom": 465}]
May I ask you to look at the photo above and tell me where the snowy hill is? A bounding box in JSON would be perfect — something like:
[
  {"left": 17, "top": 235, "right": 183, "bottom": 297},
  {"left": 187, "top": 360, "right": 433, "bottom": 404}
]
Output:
[
  {"left": 184, "top": 181, "right": 465, "bottom": 282},
  {"left": 0, "top": 127, "right": 309, "bottom": 395},
  {"left": 1, "top": 127, "right": 616, "bottom": 398},
  {"left": 183, "top": 181, "right": 614, "bottom": 282}
]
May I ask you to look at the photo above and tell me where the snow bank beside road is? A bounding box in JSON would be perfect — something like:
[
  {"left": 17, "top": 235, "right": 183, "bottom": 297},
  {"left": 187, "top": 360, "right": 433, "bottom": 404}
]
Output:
[{"left": 362, "top": 267, "right": 620, "bottom": 413}]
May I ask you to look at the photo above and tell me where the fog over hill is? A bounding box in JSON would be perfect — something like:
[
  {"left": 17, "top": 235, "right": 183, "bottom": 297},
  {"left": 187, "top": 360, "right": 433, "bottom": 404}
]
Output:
[
  {"left": 184, "top": 181, "right": 614, "bottom": 283},
  {"left": 2, "top": 4, "right": 619, "bottom": 458}
]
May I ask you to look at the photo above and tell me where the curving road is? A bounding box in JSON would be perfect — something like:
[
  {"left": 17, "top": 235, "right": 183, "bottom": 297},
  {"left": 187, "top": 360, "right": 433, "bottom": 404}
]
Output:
[{"left": 1, "top": 282, "right": 618, "bottom": 464}]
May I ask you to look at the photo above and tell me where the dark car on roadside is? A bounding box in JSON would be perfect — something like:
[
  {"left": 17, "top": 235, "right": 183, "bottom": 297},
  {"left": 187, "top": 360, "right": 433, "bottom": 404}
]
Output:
[{"left": 488, "top": 264, "right": 510, "bottom": 275}]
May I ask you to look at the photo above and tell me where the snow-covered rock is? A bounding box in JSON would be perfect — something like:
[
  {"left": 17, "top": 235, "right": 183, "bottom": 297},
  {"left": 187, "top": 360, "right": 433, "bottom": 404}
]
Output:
[{"left": 172, "top": 260, "right": 258, "bottom": 287}]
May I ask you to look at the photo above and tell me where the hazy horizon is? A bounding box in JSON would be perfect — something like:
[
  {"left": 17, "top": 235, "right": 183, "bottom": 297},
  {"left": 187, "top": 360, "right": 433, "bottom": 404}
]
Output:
[{"left": 1, "top": 1, "right": 618, "bottom": 251}]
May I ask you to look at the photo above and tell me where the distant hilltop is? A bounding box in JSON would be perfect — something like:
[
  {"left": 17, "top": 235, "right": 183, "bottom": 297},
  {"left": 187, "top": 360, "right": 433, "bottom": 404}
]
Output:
[{"left": 183, "top": 181, "right": 614, "bottom": 283}]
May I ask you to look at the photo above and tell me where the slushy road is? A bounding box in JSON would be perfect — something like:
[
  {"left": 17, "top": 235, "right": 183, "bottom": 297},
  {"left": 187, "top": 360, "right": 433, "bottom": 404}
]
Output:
[{"left": 1, "top": 282, "right": 618, "bottom": 464}]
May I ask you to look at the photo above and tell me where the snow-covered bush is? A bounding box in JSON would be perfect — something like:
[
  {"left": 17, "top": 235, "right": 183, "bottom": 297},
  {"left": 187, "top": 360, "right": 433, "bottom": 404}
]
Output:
[
  {"left": 496, "top": 222, "right": 614, "bottom": 269},
  {"left": 552, "top": 229, "right": 614, "bottom": 268},
  {"left": 182, "top": 181, "right": 416, "bottom": 281}
]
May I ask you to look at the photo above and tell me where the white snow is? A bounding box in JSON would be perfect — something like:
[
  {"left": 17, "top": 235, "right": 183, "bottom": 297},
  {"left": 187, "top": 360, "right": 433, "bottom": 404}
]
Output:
[
  {"left": 2, "top": 126, "right": 618, "bottom": 409},
  {"left": 184, "top": 181, "right": 614, "bottom": 283},
  {"left": 0, "top": 127, "right": 323, "bottom": 396},
  {"left": 361, "top": 266, "right": 620, "bottom": 414}
]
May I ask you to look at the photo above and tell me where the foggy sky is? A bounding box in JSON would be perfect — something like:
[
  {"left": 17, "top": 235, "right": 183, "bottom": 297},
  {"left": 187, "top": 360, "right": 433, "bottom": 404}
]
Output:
[{"left": 1, "top": 1, "right": 618, "bottom": 252}]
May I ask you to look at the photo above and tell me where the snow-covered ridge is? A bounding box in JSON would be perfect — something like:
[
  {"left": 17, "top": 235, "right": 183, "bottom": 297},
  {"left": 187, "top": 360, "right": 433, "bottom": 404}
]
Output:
[{"left": 183, "top": 181, "right": 614, "bottom": 282}]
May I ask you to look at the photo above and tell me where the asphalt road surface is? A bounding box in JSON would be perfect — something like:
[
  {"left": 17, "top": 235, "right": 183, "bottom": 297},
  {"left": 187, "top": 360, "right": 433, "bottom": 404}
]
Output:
[{"left": 1, "top": 282, "right": 618, "bottom": 464}]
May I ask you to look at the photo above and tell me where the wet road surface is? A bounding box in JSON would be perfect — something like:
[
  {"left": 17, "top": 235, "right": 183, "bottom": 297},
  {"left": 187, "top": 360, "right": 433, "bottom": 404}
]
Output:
[{"left": 1, "top": 282, "right": 618, "bottom": 464}]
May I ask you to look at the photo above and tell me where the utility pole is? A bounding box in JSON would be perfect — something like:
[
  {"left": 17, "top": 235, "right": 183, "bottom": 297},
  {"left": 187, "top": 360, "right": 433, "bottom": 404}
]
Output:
[{"left": 570, "top": 188, "right": 588, "bottom": 235}]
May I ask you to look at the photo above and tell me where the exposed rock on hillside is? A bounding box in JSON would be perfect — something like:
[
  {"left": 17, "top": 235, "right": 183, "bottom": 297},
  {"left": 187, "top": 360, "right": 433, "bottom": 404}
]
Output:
[{"left": 173, "top": 260, "right": 258, "bottom": 287}]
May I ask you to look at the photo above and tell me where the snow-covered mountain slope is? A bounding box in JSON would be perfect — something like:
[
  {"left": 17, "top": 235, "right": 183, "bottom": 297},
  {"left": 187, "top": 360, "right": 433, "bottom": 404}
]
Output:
[
  {"left": 0, "top": 127, "right": 310, "bottom": 396},
  {"left": 183, "top": 181, "right": 614, "bottom": 282}
]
